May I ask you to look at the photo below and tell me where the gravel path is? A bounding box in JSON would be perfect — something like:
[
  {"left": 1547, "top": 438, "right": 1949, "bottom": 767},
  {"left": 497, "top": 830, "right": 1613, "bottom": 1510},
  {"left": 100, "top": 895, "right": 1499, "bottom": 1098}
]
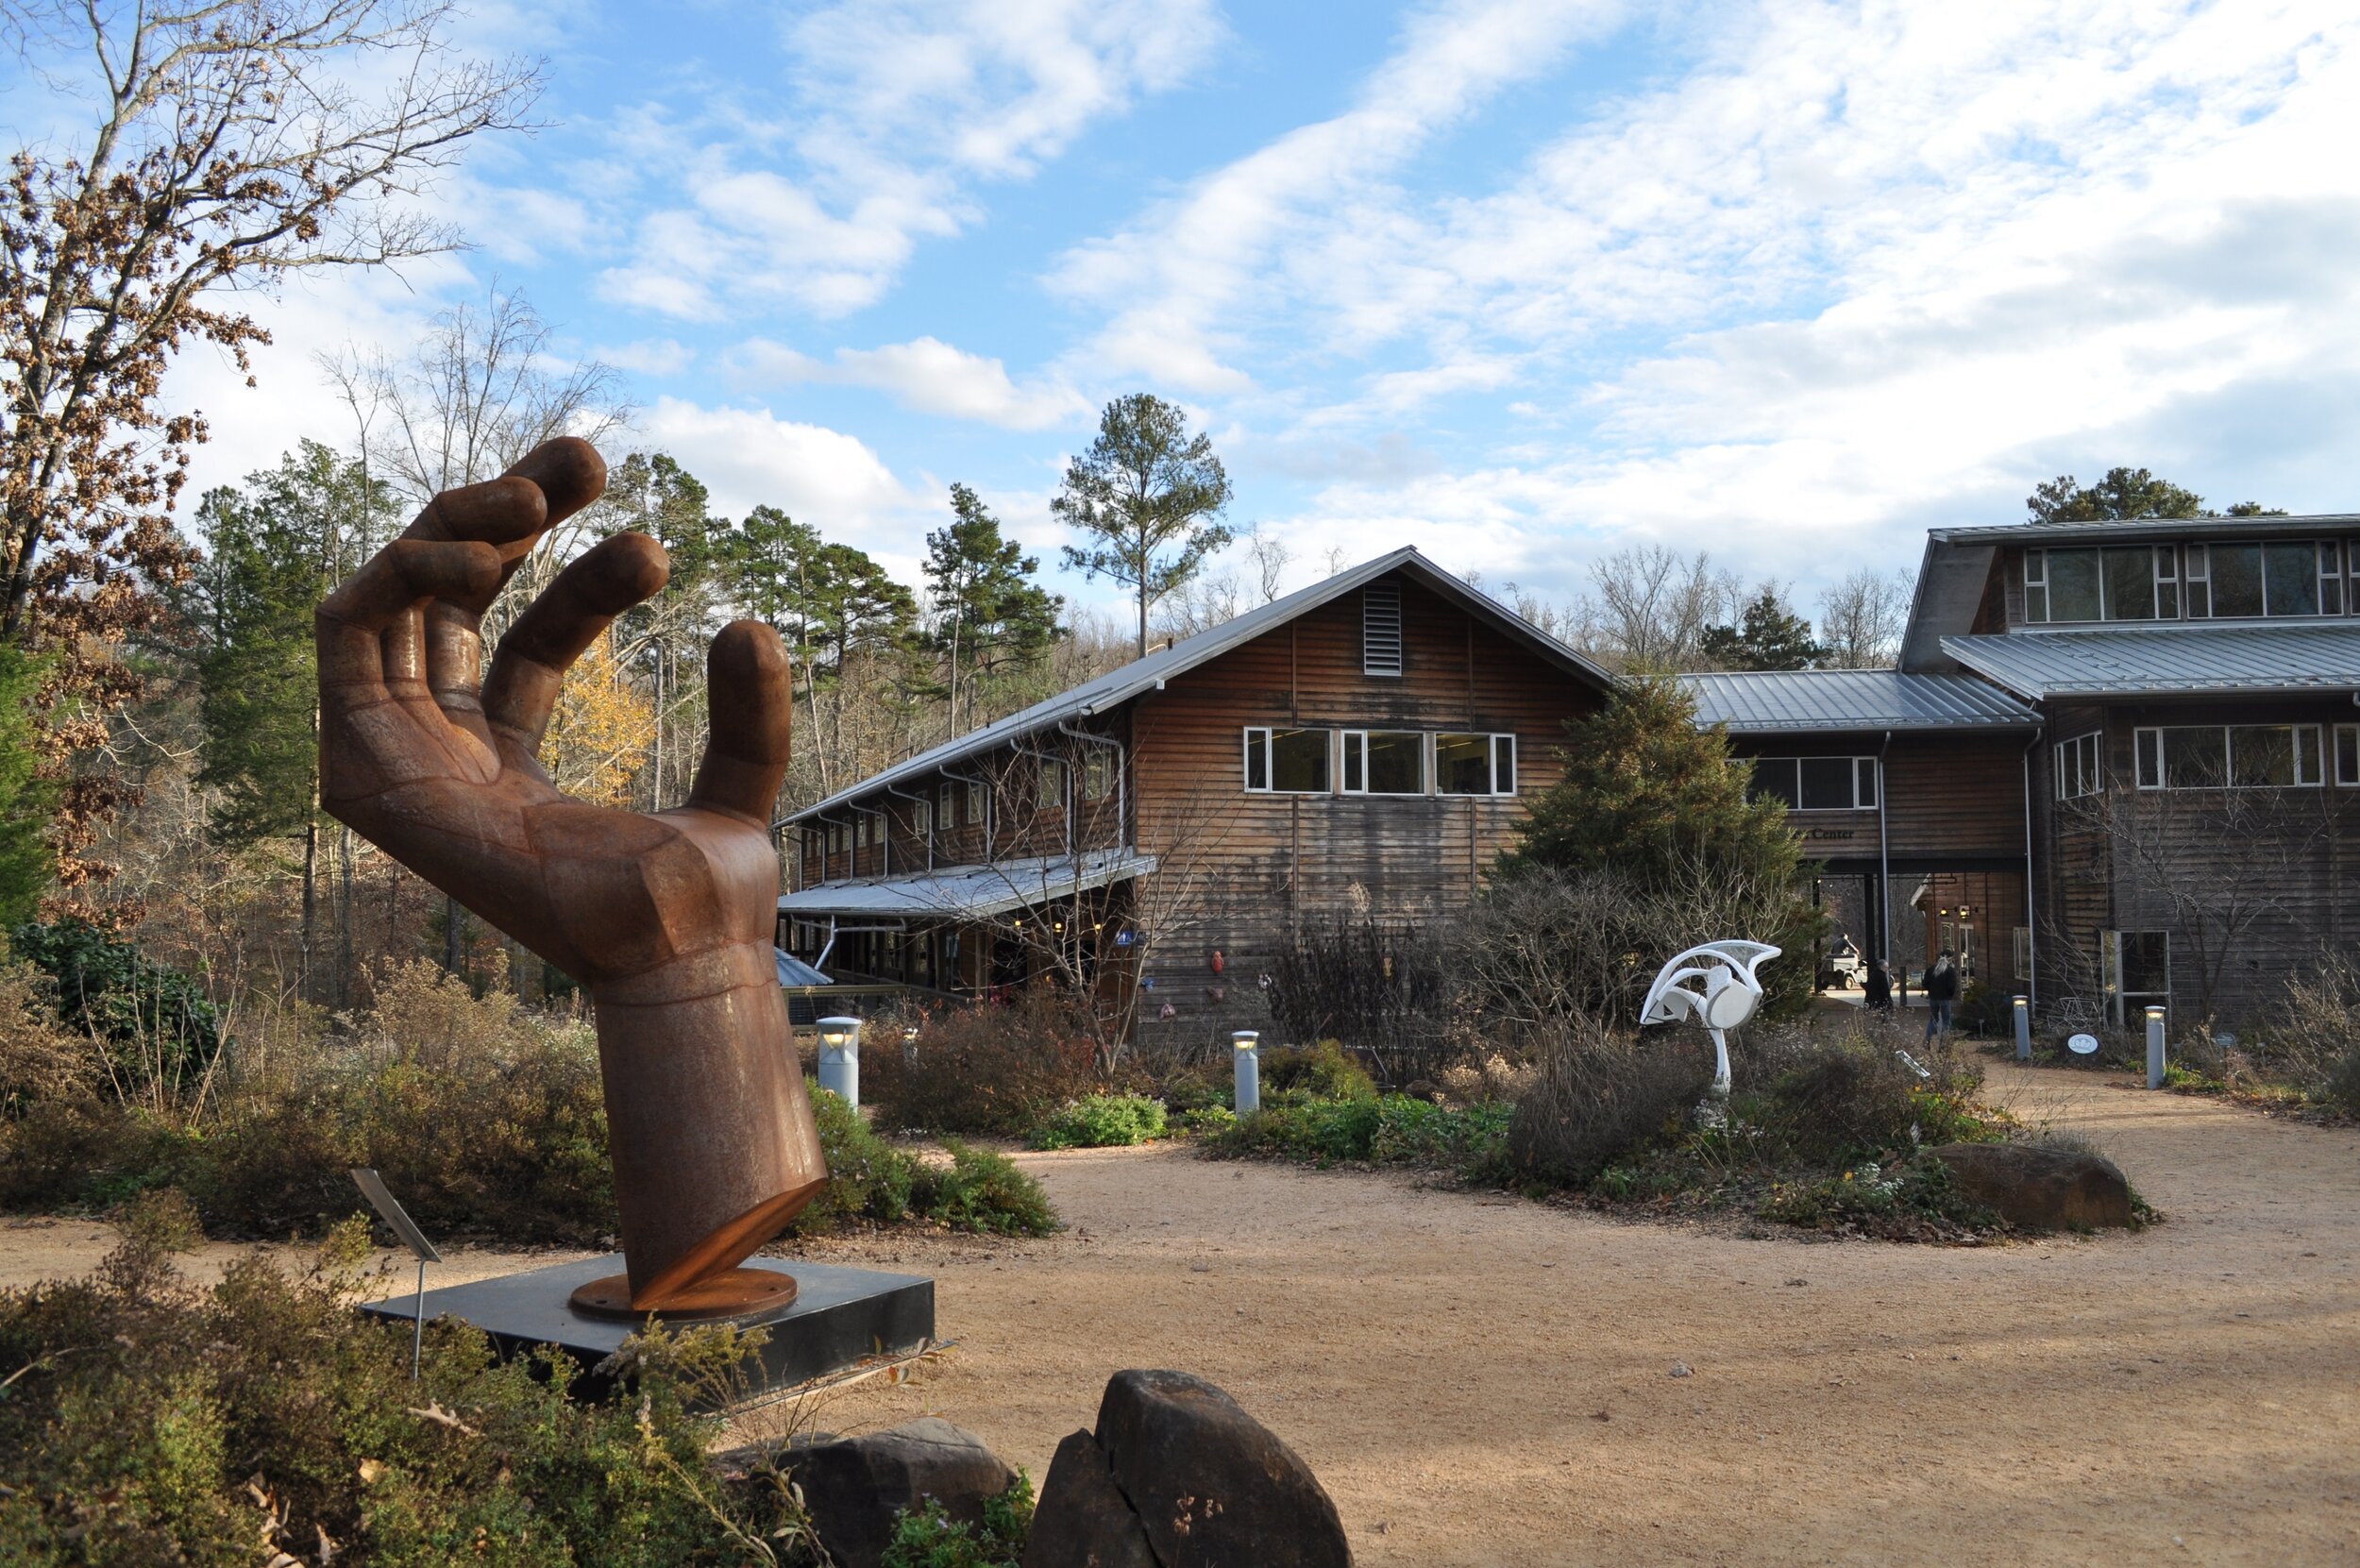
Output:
[{"left": 5, "top": 1065, "right": 2354, "bottom": 1565}]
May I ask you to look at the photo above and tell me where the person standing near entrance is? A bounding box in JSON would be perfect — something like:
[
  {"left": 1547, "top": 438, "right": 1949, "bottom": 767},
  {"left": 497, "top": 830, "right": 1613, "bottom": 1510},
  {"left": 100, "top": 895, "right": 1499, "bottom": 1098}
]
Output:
[
  {"left": 1924, "top": 949, "right": 1959, "bottom": 1040},
  {"left": 1863, "top": 954, "right": 1893, "bottom": 1011}
]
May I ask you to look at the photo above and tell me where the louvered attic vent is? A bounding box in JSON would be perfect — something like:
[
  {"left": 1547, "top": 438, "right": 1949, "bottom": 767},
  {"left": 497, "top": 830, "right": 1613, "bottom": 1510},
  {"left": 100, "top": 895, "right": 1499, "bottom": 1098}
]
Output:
[{"left": 1362, "top": 583, "right": 1404, "bottom": 676}]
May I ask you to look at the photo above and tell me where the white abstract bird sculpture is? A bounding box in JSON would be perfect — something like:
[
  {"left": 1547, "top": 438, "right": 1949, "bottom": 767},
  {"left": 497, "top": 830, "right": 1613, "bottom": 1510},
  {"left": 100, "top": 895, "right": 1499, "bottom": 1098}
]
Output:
[{"left": 1641, "top": 940, "right": 1782, "bottom": 1098}]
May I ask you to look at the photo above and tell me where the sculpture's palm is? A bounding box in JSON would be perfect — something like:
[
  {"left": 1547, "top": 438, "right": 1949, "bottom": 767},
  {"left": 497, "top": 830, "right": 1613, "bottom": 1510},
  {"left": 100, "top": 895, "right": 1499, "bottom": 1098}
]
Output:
[{"left": 317, "top": 438, "right": 826, "bottom": 1312}]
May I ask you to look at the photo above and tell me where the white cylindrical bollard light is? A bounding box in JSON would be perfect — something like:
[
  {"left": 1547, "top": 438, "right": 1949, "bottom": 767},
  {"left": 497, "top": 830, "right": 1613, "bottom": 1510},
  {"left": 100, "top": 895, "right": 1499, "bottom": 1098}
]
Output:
[
  {"left": 1232, "top": 1030, "right": 1260, "bottom": 1116},
  {"left": 818, "top": 1016, "right": 862, "bottom": 1110},
  {"left": 2013, "top": 995, "right": 2031, "bottom": 1062},
  {"left": 2146, "top": 1005, "right": 2166, "bottom": 1089}
]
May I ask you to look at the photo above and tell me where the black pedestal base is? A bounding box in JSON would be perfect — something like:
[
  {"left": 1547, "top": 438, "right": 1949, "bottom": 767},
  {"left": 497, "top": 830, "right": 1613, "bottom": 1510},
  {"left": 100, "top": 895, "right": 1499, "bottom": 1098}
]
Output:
[{"left": 360, "top": 1255, "right": 935, "bottom": 1402}]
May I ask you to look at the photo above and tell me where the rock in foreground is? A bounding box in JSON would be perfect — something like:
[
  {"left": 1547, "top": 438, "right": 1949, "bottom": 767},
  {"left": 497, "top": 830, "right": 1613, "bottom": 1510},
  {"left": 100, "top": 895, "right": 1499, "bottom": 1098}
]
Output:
[
  {"left": 1930, "top": 1141, "right": 2133, "bottom": 1230},
  {"left": 1027, "top": 1368, "right": 1351, "bottom": 1568},
  {"left": 792, "top": 1416, "right": 1019, "bottom": 1568}
]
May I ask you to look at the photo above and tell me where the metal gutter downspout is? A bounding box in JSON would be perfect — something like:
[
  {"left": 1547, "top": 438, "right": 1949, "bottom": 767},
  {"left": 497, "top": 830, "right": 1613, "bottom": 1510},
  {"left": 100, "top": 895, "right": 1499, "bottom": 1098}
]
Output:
[
  {"left": 884, "top": 781, "right": 935, "bottom": 872},
  {"left": 2023, "top": 724, "right": 2045, "bottom": 1012},
  {"left": 1878, "top": 730, "right": 1893, "bottom": 971}
]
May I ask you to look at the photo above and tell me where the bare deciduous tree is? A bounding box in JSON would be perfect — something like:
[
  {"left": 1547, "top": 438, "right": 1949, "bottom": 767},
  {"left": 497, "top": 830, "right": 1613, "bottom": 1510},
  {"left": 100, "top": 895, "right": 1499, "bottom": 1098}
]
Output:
[
  {"left": 1, "top": 0, "right": 540, "bottom": 880},
  {"left": 1816, "top": 567, "right": 1913, "bottom": 669},
  {"left": 1575, "top": 545, "right": 1742, "bottom": 672}
]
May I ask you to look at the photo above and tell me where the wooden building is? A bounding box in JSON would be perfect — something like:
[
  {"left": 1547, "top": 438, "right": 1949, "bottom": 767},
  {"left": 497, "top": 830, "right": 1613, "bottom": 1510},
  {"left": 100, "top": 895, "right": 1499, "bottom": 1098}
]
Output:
[
  {"left": 776, "top": 549, "right": 1616, "bottom": 1041},
  {"left": 784, "top": 513, "right": 2360, "bottom": 1038},
  {"left": 1685, "top": 512, "right": 2360, "bottom": 1028}
]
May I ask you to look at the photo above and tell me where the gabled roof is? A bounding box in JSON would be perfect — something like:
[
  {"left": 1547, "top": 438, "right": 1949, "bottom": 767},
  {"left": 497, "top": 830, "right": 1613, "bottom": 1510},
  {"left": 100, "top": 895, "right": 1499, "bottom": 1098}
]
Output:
[
  {"left": 783, "top": 547, "right": 1616, "bottom": 825},
  {"left": 776, "top": 849, "right": 1158, "bottom": 920},
  {"left": 1678, "top": 669, "right": 2040, "bottom": 733},
  {"left": 1941, "top": 624, "right": 2360, "bottom": 700}
]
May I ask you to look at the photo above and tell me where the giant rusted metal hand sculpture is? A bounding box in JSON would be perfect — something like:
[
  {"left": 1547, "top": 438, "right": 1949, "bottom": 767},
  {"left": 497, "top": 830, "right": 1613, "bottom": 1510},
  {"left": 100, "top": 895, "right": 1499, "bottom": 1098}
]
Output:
[{"left": 316, "top": 437, "right": 826, "bottom": 1319}]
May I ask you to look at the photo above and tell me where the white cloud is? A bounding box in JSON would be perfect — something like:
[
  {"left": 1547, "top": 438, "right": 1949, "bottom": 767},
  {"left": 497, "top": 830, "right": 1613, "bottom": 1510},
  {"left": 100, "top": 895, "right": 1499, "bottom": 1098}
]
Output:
[
  {"left": 592, "top": 0, "right": 1226, "bottom": 322},
  {"left": 1048, "top": 0, "right": 1626, "bottom": 392},
  {"left": 728, "top": 335, "right": 1086, "bottom": 430},
  {"left": 597, "top": 338, "right": 696, "bottom": 377},
  {"left": 634, "top": 396, "right": 919, "bottom": 552}
]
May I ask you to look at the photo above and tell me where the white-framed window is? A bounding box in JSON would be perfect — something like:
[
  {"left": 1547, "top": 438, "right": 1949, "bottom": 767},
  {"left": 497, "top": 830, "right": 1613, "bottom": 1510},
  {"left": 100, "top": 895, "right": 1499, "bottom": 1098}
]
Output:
[
  {"left": 1242, "top": 727, "right": 1332, "bottom": 793},
  {"left": 2025, "top": 545, "right": 2180, "bottom": 623},
  {"left": 854, "top": 814, "right": 870, "bottom": 848},
  {"left": 1747, "top": 755, "right": 1879, "bottom": 811},
  {"left": 2054, "top": 732, "right": 2101, "bottom": 800},
  {"left": 1362, "top": 584, "right": 1404, "bottom": 677},
  {"left": 937, "top": 780, "right": 956, "bottom": 827},
  {"left": 964, "top": 781, "right": 985, "bottom": 825},
  {"left": 2134, "top": 723, "right": 2324, "bottom": 789},
  {"left": 2197, "top": 541, "right": 2338, "bottom": 618},
  {"left": 2184, "top": 543, "right": 2210, "bottom": 618},
  {"left": 1081, "top": 750, "right": 1114, "bottom": 801},
  {"left": 911, "top": 798, "right": 933, "bottom": 836},
  {"left": 2336, "top": 723, "right": 2360, "bottom": 786},
  {"left": 1037, "top": 758, "right": 1065, "bottom": 809},
  {"left": 1436, "top": 733, "right": 1518, "bottom": 796},
  {"left": 1340, "top": 730, "right": 1424, "bottom": 794}
]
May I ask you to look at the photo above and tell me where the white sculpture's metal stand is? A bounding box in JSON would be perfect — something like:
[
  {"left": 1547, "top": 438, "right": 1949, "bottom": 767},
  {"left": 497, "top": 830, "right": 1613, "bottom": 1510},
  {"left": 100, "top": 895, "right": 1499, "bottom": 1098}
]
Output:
[{"left": 1641, "top": 940, "right": 1782, "bottom": 1100}]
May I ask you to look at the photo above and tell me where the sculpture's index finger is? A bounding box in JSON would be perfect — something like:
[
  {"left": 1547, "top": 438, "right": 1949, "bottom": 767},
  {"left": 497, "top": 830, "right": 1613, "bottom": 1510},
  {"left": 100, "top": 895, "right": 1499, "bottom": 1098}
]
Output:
[{"left": 502, "top": 436, "right": 607, "bottom": 525}]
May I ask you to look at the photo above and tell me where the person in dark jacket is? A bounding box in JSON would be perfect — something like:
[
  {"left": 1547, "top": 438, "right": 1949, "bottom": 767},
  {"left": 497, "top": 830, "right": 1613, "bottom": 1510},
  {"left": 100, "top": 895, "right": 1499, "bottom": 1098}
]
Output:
[
  {"left": 1923, "top": 949, "right": 1959, "bottom": 1039},
  {"left": 1863, "top": 954, "right": 1893, "bottom": 1011}
]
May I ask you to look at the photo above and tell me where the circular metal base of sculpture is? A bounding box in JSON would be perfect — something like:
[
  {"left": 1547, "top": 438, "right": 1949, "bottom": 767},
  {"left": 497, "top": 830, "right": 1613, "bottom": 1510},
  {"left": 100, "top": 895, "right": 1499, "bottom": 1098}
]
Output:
[{"left": 568, "top": 1267, "right": 800, "bottom": 1322}]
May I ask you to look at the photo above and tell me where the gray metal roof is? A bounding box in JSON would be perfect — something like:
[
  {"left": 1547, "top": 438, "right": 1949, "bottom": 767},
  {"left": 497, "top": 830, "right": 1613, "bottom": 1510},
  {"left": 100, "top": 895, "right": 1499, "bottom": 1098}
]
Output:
[
  {"left": 1930, "top": 513, "right": 2360, "bottom": 547},
  {"left": 1677, "top": 669, "right": 2041, "bottom": 733},
  {"left": 774, "top": 948, "right": 833, "bottom": 986},
  {"left": 782, "top": 548, "right": 1615, "bottom": 825},
  {"left": 1941, "top": 624, "right": 2360, "bottom": 700},
  {"left": 777, "top": 848, "right": 1159, "bottom": 921}
]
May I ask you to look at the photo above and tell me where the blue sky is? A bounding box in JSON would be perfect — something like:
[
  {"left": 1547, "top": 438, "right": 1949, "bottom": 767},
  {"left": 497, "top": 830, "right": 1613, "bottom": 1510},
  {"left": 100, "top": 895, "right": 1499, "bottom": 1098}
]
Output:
[{"left": 132, "top": 0, "right": 2360, "bottom": 619}]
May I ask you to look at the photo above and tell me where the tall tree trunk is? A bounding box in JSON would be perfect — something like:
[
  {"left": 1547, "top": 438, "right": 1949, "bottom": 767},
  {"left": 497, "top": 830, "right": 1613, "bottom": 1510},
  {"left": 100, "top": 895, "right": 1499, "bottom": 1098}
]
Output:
[
  {"left": 300, "top": 817, "right": 319, "bottom": 1000},
  {"left": 443, "top": 892, "right": 463, "bottom": 976},
  {"left": 337, "top": 826, "right": 356, "bottom": 1009}
]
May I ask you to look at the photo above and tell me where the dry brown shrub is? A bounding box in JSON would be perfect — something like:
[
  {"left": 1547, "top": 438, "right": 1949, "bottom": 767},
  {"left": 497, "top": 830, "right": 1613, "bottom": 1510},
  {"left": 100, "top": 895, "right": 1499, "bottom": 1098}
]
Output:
[
  {"left": 863, "top": 989, "right": 1110, "bottom": 1138},
  {"left": 1506, "top": 1017, "right": 1711, "bottom": 1185},
  {"left": 0, "top": 953, "right": 93, "bottom": 1113},
  {"left": 1436, "top": 1052, "right": 1538, "bottom": 1107}
]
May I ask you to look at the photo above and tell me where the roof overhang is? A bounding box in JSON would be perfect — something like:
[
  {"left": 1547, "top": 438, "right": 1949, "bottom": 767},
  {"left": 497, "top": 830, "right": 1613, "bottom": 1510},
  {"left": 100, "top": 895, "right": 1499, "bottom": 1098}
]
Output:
[
  {"left": 1942, "top": 626, "right": 2360, "bottom": 701},
  {"left": 784, "top": 547, "right": 1616, "bottom": 826},
  {"left": 777, "top": 849, "right": 1159, "bottom": 921}
]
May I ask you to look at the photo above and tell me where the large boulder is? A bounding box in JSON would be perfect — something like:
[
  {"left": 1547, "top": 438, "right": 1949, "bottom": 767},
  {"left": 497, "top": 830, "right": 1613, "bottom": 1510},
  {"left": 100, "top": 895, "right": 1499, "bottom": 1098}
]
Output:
[
  {"left": 1930, "top": 1141, "right": 2133, "bottom": 1231},
  {"left": 1023, "top": 1429, "right": 1157, "bottom": 1568},
  {"left": 1028, "top": 1369, "right": 1351, "bottom": 1568},
  {"left": 788, "top": 1417, "right": 1020, "bottom": 1568}
]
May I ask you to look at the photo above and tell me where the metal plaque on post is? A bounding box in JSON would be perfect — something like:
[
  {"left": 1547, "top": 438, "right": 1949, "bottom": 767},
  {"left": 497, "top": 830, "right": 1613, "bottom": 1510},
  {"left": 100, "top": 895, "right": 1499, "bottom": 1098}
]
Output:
[{"left": 351, "top": 1168, "right": 440, "bottom": 1378}]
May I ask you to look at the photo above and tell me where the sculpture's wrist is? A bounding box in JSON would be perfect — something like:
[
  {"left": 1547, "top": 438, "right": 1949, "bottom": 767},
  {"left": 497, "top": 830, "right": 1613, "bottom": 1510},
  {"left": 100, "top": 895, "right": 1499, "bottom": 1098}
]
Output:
[{"left": 589, "top": 940, "right": 781, "bottom": 1015}]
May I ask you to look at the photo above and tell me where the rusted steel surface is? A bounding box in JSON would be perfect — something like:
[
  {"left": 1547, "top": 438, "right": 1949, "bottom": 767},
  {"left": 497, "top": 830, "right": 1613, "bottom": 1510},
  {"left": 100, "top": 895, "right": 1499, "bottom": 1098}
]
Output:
[{"left": 316, "top": 437, "right": 827, "bottom": 1312}]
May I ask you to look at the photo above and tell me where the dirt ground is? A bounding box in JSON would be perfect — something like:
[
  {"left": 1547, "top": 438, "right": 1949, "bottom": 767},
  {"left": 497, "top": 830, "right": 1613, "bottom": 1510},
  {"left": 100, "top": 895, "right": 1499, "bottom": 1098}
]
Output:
[{"left": 5, "top": 1064, "right": 2356, "bottom": 1566}]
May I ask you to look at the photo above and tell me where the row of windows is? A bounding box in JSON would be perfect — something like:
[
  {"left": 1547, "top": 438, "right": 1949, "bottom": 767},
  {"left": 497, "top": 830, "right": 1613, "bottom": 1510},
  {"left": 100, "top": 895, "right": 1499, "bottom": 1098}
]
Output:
[
  {"left": 2025, "top": 541, "right": 2349, "bottom": 624},
  {"left": 1746, "top": 755, "right": 1880, "bottom": 812},
  {"left": 1241, "top": 728, "right": 1518, "bottom": 797},
  {"left": 2051, "top": 723, "right": 2360, "bottom": 796},
  {"left": 818, "top": 755, "right": 1116, "bottom": 855}
]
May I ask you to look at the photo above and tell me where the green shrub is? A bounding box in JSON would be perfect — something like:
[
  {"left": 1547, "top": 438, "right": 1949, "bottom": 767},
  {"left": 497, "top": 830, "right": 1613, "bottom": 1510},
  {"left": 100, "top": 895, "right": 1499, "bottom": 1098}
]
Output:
[
  {"left": 0, "top": 1217, "right": 813, "bottom": 1567},
  {"left": 1257, "top": 1040, "right": 1375, "bottom": 1101},
  {"left": 915, "top": 1141, "right": 1058, "bottom": 1237},
  {"left": 1757, "top": 1152, "right": 1998, "bottom": 1231},
  {"left": 1176, "top": 1104, "right": 1237, "bottom": 1136},
  {"left": 9, "top": 919, "right": 222, "bottom": 1096},
  {"left": 795, "top": 1084, "right": 917, "bottom": 1232},
  {"left": 881, "top": 1473, "right": 1034, "bottom": 1568},
  {"left": 866, "top": 993, "right": 1109, "bottom": 1138},
  {"left": 1028, "top": 1093, "right": 1167, "bottom": 1150},
  {"left": 1208, "top": 1093, "right": 1508, "bottom": 1175}
]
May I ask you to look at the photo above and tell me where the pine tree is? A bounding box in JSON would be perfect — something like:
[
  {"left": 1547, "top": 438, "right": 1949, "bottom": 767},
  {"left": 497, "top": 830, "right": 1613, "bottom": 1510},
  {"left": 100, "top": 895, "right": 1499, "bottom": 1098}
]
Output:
[
  {"left": 926, "top": 484, "right": 1062, "bottom": 737},
  {"left": 1054, "top": 395, "right": 1233, "bottom": 659},
  {"left": 1507, "top": 679, "right": 1801, "bottom": 885},
  {"left": 1699, "top": 587, "right": 1823, "bottom": 670}
]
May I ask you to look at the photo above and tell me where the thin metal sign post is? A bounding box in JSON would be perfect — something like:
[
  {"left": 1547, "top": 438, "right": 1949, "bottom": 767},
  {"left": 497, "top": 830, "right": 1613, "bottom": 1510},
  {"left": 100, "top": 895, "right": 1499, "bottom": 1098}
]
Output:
[{"left": 350, "top": 1168, "right": 442, "bottom": 1380}]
